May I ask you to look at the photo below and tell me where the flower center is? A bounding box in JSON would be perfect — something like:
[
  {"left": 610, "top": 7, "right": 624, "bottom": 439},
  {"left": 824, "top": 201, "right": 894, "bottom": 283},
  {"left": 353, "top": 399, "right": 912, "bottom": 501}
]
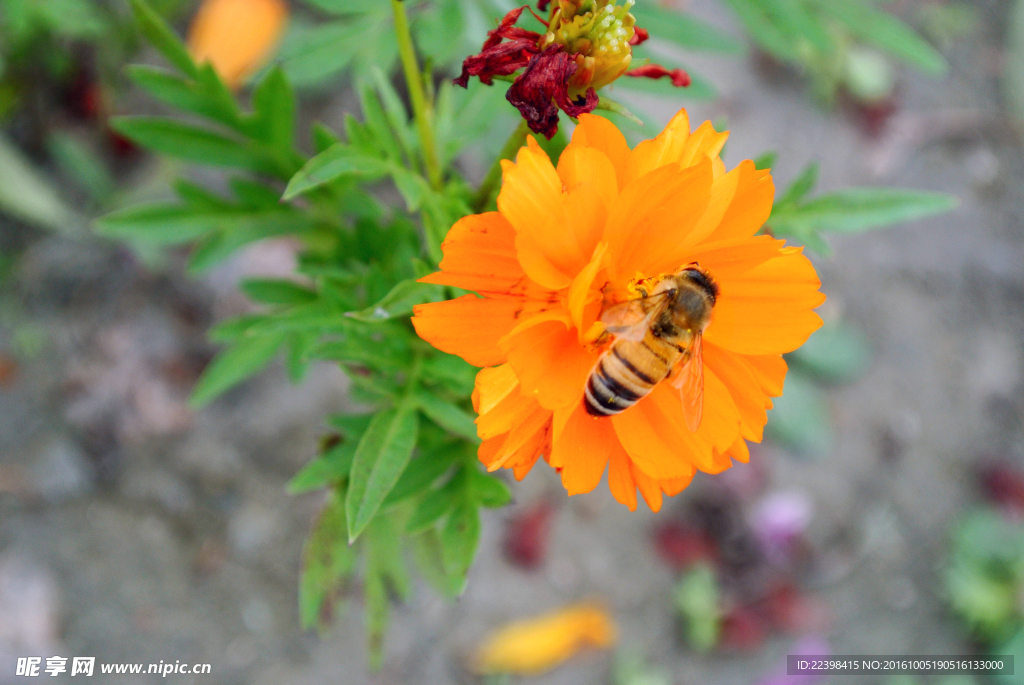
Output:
[{"left": 542, "top": 0, "right": 637, "bottom": 93}]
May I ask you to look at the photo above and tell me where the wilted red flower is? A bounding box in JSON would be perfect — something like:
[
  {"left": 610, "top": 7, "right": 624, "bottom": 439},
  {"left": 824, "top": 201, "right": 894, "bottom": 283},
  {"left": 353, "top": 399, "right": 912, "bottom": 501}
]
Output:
[{"left": 455, "top": 1, "right": 691, "bottom": 138}]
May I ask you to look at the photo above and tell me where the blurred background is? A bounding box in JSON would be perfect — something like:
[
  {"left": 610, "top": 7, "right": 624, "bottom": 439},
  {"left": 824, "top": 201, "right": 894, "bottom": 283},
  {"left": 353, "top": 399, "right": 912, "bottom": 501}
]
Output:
[{"left": 0, "top": 0, "right": 1023, "bottom": 683}]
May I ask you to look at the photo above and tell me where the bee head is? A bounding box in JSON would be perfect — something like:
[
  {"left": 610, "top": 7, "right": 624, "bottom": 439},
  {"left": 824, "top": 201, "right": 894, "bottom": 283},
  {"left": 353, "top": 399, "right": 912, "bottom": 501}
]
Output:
[{"left": 681, "top": 266, "right": 718, "bottom": 304}]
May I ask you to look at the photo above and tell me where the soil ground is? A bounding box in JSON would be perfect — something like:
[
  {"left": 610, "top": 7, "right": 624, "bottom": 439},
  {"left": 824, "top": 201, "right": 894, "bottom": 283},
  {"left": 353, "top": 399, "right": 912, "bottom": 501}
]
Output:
[{"left": 0, "top": 0, "right": 1022, "bottom": 683}]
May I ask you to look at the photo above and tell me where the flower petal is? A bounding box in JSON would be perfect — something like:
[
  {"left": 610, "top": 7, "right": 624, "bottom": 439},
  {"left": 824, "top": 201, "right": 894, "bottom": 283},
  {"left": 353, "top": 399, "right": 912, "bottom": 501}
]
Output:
[
  {"left": 558, "top": 146, "right": 619, "bottom": 261},
  {"left": 476, "top": 382, "right": 540, "bottom": 440},
  {"left": 413, "top": 295, "right": 525, "bottom": 367},
  {"left": 570, "top": 114, "right": 631, "bottom": 188},
  {"left": 420, "top": 212, "right": 528, "bottom": 293},
  {"left": 711, "top": 161, "right": 775, "bottom": 241},
  {"left": 623, "top": 109, "right": 691, "bottom": 184},
  {"left": 702, "top": 343, "right": 771, "bottom": 442},
  {"left": 498, "top": 138, "right": 577, "bottom": 289},
  {"left": 704, "top": 248, "right": 825, "bottom": 355},
  {"left": 474, "top": 363, "right": 521, "bottom": 414},
  {"left": 500, "top": 312, "right": 598, "bottom": 410},
  {"left": 567, "top": 242, "right": 607, "bottom": 336},
  {"left": 611, "top": 387, "right": 707, "bottom": 479},
  {"left": 607, "top": 446, "right": 637, "bottom": 511},
  {"left": 549, "top": 404, "right": 614, "bottom": 495},
  {"left": 604, "top": 159, "right": 714, "bottom": 284}
]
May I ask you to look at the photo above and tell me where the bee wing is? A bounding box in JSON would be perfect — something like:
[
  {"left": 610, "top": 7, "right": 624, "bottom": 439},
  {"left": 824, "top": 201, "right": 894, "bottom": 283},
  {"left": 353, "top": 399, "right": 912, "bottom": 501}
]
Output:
[
  {"left": 671, "top": 332, "right": 705, "bottom": 432},
  {"left": 600, "top": 292, "right": 670, "bottom": 343}
]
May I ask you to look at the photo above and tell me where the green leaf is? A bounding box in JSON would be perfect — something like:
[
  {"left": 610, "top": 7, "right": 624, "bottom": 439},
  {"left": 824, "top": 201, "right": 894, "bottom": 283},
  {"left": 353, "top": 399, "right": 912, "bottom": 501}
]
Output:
[
  {"left": 287, "top": 438, "right": 358, "bottom": 494},
  {"left": 327, "top": 413, "right": 376, "bottom": 441},
  {"left": 630, "top": 4, "right": 743, "bottom": 53},
  {"left": 129, "top": 0, "right": 200, "bottom": 78},
  {"left": 47, "top": 133, "right": 114, "bottom": 204},
  {"left": 96, "top": 205, "right": 219, "bottom": 244},
  {"left": 441, "top": 501, "right": 481, "bottom": 577},
  {"left": 720, "top": 0, "right": 798, "bottom": 61},
  {"left": 815, "top": 0, "right": 949, "bottom": 75},
  {"left": 405, "top": 481, "right": 458, "bottom": 534},
  {"left": 365, "top": 514, "right": 410, "bottom": 669},
  {"left": 209, "top": 315, "right": 265, "bottom": 343},
  {"left": 0, "top": 135, "right": 77, "bottom": 232},
  {"left": 421, "top": 354, "right": 477, "bottom": 396},
  {"left": 673, "top": 564, "right": 721, "bottom": 653},
  {"left": 415, "top": 391, "right": 479, "bottom": 442},
  {"left": 127, "top": 66, "right": 241, "bottom": 130},
  {"left": 345, "top": 279, "right": 445, "bottom": 322},
  {"left": 241, "top": 279, "right": 318, "bottom": 305},
  {"left": 412, "top": 529, "right": 465, "bottom": 598},
  {"left": 469, "top": 470, "right": 512, "bottom": 508},
  {"left": 778, "top": 162, "right": 819, "bottom": 206},
  {"left": 189, "top": 332, "right": 288, "bottom": 407},
  {"left": 283, "top": 144, "right": 390, "bottom": 199},
  {"left": 250, "top": 67, "right": 296, "bottom": 153},
  {"left": 299, "top": 490, "right": 357, "bottom": 630},
  {"left": 772, "top": 187, "right": 959, "bottom": 234},
  {"left": 111, "top": 117, "right": 276, "bottom": 174},
  {"left": 753, "top": 151, "right": 777, "bottom": 171},
  {"left": 596, "top": 95, "right": 643, "bottom": 126},
  {"left": 382, "top": 443, "right": 461, "bottom": 508},
  {"left": 345, "top": 407, "right": 420, "bottom": 541},
  {"left": 789, "top": 320, "right": 871, "bottom": 383},
  {"left": 765, "top": 371, "right": 832, "bottom": 455}
]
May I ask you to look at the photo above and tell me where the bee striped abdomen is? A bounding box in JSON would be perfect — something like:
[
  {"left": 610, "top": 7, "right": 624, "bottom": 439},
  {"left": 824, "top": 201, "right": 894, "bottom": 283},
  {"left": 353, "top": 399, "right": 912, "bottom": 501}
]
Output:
[{"left": 584, "top": 337, "right": 676, "bottom": 417}]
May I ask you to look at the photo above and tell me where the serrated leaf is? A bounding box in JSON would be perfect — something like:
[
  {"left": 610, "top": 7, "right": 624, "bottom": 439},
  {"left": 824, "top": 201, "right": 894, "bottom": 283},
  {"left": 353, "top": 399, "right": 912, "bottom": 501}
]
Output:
[
  {"left": 127, "top": 65, "right": 241, "bottom": 130},
  {"left": 241, "top": 279, "right": 317, "bottom": 305},
  {"left": 210, "top": 315, "right": 266, "bottom": 343},
  {"left": 441, "top": 500, "right": 481, "bottom": 577},
  {"left": 630, "top": 4, "right": 742, "bottom": 53},
  {"left": 346, "top": 408, "right": 420, "bottom": 541},
  {"left": 299, "top": 490, "right": 357, "bottom": 630},
  {"left": 283, "top": 144, "right": 390, "bottom": 199},
  {"left": 129, "top": 0, "right": 200, "bottom": 78},
  {"left": 189, "top": 332, "right": 288, "bottom": 407},
  {"left": 415, "top": 391, "right": 479, "bottom": 442},
  {"left": 345, "top": 279, "right": 445, "bottom": 322}
]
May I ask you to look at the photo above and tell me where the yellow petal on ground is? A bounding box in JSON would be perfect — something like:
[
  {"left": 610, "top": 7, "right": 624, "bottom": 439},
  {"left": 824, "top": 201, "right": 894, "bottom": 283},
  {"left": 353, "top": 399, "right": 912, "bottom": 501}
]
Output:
[
  {"left": 473, "top": 604, "right": 618, "bottom": 675},
  {"left": 188, "top": 0, "right": 288, "bottom": 89}
]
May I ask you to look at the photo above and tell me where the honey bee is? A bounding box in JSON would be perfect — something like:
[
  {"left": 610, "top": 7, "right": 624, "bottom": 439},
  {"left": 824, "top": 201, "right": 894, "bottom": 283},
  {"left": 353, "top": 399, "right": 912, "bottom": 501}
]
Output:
[{"left": 583, "top": 265, "right": 718, "bottom": 430}]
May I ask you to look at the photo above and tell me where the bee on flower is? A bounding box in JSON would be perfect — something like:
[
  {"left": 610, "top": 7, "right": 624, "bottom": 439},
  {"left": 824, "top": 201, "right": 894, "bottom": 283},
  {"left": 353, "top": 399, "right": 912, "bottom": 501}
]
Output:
[
  {"left": 412, "top": 110, "right": 825, "bottom": 512},
  {"left": 455, "top": 0, "right": 691, "bottom": 138}
]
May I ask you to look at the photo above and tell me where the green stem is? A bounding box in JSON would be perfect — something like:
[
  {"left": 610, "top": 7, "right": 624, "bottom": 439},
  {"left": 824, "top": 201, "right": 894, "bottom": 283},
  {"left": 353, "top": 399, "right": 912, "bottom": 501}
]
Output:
[
  {"left": 391, "top": 0, "right": 442, "bottom": 190},
  {"left": 471, "top": 119, "right": 530, "bottom": 213}
]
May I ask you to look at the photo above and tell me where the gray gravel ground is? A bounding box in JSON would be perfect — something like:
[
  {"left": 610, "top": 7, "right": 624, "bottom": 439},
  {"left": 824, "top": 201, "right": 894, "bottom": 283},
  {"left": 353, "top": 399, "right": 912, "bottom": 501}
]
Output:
[{"left": 1, "top": 0, "right": 1022, "bottom": 683}]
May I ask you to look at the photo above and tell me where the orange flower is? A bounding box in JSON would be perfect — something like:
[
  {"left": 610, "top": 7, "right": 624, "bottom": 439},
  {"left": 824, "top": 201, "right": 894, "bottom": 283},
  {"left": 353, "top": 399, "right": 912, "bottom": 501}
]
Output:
[
  {"left": 472, "top": 603, "right": 617, "bottom": 675},
  {"left": 188, "top": 0, "right": 288, "bottom": 89},
  {"left": 412, "top": 110, "right": 825, "bottom": 512}
]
